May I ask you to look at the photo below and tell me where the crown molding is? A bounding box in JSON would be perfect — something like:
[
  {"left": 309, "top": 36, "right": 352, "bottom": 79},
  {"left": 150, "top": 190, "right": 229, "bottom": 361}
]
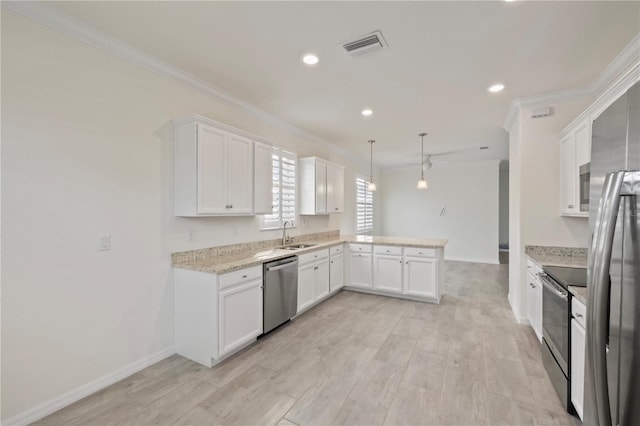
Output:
[
  {"left": 2, "top": 1, "right": 368, "bottom": 167},
  {"left": 503, "top": 32, "right": 640, "bottom": 132}
]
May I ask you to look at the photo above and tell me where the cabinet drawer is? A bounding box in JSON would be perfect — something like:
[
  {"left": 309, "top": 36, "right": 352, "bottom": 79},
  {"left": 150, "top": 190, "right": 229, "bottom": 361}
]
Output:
[
  {"left": 350, "top": 244, "right": 373, "bottom": 253},
  {"left": 298, "top": 248, "right": 329, "bottom": 265},
  {"left": 404, "top": 247, "right": 436, "bottom": 258},
  {"left": 329, "top": 244, "right": 344, "bottom": 256},
  {"left": 374, "top": 245, "right": 403, "bottom": 256},
  {"left": 219, "top": 265, "right": 262, "bottom": 290},
  {"left": 572, "top": 297, "right": 587, "bottom": 329},
  {"left": 526, "top": 258, "right": 542, "bottom": 276}
]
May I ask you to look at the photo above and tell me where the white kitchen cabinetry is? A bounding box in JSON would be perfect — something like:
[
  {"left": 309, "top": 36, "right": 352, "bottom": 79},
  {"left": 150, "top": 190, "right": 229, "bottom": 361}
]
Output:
[
  {"left": 329, "top": 245, "right": 344, "bottom": 293},
  {"left": 571, "top": 297, "right": 586, "bottom": 421},
  {"left": 326, "top": 163, "right": 345, "bottom": 213},
  {"left": 175, "top": 117, "right": 253, "bottom": 216},
  {"left": 299, "top": 157, "right": 345, "bottom": 215},
  {"left": 403, "top": 248, "right": 440, "bottom": 301},
  {"left": 348, "top": 244, "right": 373, "bottom": 289},
  {"left": 175, "top": 265, "right": 263, "bottom": 367},
  {"left": 559, "top": 118, "right": 590, "bottom": 217},
  {"left": 373, "top": 245, "right": 403, "bottom": 293},
  {"left": 526, "top": 258, "right": 543, "bottom": 342},
  {"left": 253, "top": 141, "right": 273, "bottom": 215},
  {"left": 297, "top": 248, "right": 330, "bottom": 313}
]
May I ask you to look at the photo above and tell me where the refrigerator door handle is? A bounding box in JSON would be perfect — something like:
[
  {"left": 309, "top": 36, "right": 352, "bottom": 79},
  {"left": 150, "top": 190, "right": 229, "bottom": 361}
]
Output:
[{"left": 586, "top": 170, "right": 639, "bottom": 426}]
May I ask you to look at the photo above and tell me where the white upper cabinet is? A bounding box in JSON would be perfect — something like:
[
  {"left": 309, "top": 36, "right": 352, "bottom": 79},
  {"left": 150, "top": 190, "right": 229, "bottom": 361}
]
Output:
[
  {"left": 253, "top": 141, "right": 273, "bottom": 215},
  {"left": 174, "top": 115, "right": 273, "bottom": 217},
  {"left": 299, "top": 157, "right": 345, "bottom": 215},
  {"left": 559, "top": 117, "right": 590, "bottom": 217},
  {"left": 326, "top": 163, "right": 345, "bottom": 213}
]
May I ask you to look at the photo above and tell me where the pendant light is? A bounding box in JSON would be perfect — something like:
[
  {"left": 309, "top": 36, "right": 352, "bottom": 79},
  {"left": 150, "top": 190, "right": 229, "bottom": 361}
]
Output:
[
  {"left": 417, "top": 133, "right": 428, "bottom": 189},
  {"left": 367, "top": 140, "right": 377, "bottom": 192}
]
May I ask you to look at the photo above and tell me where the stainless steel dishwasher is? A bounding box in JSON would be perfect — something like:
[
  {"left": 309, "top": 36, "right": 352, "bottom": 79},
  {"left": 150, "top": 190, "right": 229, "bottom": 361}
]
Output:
[{"left": 263, "top": 255, "right": 298, "bottom": 334}]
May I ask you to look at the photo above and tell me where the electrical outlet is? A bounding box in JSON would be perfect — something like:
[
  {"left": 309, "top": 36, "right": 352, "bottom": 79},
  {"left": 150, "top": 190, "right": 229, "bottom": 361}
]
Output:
[
  {"left": 98, "top": 235, "right": 111, "bottom": 251},
  {"left": 188, "top": 229, "right": 196, "bottom": 243}
]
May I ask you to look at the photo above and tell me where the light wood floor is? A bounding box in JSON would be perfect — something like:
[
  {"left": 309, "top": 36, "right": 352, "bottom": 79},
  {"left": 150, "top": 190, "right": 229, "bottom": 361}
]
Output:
[{"left": 36, "top": 261, "right": 580, "bottom": 426}]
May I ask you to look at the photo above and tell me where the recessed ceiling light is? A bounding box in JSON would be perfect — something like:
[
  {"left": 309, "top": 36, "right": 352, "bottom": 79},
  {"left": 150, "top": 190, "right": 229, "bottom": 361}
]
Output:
[
  {"left": 488, "top": 83, "right": 505, "bottom": 93},
  {"left": 362, "top": 109, "right": 373, "bottom": 116},
  {"left": 302, "top": 54, "right": 318, "bottom": 65}
]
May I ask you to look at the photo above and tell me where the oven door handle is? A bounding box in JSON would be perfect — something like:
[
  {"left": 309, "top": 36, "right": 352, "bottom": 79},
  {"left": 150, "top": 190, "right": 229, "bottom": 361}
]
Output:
[{"left": 538, "top": 273, "right": 568, "bottom": 300}]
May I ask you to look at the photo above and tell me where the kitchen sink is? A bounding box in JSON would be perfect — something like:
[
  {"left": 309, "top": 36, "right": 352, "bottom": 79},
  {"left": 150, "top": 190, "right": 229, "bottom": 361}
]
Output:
[{"left": 283, "top": 244, "right": 316, "bottom": 250}]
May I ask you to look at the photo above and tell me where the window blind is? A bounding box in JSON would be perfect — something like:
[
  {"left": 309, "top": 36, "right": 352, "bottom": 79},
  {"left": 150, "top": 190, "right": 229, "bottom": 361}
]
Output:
[
  {"left": 262, "top": 149, "right": 297, "bottom": 229},
  {"left": 355, "top": 175, "right": 373, "bottom": 233}
]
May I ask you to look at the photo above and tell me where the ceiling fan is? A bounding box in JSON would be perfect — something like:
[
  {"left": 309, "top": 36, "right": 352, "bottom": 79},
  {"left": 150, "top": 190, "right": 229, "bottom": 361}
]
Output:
[{"left": 407, "top": 146, "right": 489, "bottom": 169}]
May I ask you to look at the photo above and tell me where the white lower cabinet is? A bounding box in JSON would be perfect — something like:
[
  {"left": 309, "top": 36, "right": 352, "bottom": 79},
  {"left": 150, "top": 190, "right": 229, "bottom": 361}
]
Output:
[
  {"left": 329, "top": 253, "right": 344, "bottom": 293},
  {"left": 526, "top": 258, "right": 543, "bottom": 342},
  {"left": 349, "top": 252, "right": 373, "bottom": 288},
  {"left": 297, "top": 248, "right": 330, "bottom": 313},
  {"left": 571, "top": 298, "right": 587, "bottom": 420},
  {"left": 219, "top": 279, "right": 263, "bottom": 357},
  {"left": 403, "top": 256, "right": 437, "bottom": 299},
  {"left": 174, "top": 265, "right": 263, "bottom": 367},
  {"left": 374, "top": 252, "right": 403, "bottom": 293}
]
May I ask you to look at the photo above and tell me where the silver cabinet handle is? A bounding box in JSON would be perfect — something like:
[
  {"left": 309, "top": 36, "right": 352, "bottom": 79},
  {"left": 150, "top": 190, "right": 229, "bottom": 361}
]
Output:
[
  {"left": 575, "top": 313, "right": 583, "bottom": 318},
  {"left": 242, "top": 275, "right": 247, "bottom": 279},
  {"left": 314, "top": 266, "right": 318, "bottom": 270},
  {"left": 399, "top": 260, "right": 402, "bottom": 264},
  {"left": 586, "top": 170, "right": 639, "bottom": 426},
  {"left": 568, "top": 204, "right": 574, "bottom": 209},
  {"left": 529, "top": 283, "right": 535, "bottom": 288}
]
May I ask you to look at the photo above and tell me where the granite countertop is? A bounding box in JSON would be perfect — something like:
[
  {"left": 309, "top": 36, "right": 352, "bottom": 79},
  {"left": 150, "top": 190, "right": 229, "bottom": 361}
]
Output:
[
  {"left": 569, "top": 286, "right": 587, "bottom": 305},
  {"left": 525, "top": 245, "right": 588, "bottom": 269},
  {"left": 172, "top": 233, "right": 448, "bottom": 274}
]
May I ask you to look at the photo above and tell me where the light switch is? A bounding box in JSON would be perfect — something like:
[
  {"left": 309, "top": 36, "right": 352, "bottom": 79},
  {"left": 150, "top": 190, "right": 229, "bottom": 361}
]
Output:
[{"left": 98, "top": 235, "right": 111, "bottom": 251}]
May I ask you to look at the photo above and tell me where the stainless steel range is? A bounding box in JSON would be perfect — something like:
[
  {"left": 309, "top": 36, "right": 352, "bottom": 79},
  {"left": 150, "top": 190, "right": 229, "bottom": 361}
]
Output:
[{"left": 539, "top": 265, "right": 587, "bottom": 412}]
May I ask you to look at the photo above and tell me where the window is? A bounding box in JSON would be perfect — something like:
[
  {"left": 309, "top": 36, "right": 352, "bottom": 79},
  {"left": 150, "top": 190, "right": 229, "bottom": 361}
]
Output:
[
  {"left": 261, "top": 149, "right": 297, "bottom": 229},
  {"left": 355, "top": 175, "right": 373, "bottom": 234}
]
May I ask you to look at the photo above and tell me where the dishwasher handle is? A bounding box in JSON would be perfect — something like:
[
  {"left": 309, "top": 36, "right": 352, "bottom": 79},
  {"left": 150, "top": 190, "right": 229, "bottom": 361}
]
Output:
[{"left": 266, "top": 260, "right": 298, "bottom": 272}]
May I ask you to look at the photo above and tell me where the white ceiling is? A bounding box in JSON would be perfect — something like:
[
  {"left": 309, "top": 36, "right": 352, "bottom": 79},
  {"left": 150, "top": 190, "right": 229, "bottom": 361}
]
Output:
[{"left": 51, "top": 1, "right": 639, "bottom": 168}]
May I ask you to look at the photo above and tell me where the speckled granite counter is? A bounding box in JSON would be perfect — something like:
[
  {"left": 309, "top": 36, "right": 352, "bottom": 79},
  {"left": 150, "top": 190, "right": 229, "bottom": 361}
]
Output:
[
  {"left": 172, "top": 232, "right": 448, "bottom": 274},
  {"left": 525, "top": 245, "right": 588, "bottom": 269},
  {"left": 569, "top": 286, "right": 587, "bottom": 305}
]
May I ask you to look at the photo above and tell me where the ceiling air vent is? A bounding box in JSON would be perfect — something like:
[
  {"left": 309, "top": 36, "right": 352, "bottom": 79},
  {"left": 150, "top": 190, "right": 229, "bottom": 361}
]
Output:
[{"left": 342, "top": 30, "right": 387, "bottom": 57}]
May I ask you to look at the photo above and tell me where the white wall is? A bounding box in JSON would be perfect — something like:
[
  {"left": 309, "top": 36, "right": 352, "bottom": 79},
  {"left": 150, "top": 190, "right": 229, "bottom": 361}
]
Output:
[
  {"left": 1, "top": 11, "right": 381, "bottom": 422},
  {"left": 508, "top": 97, "right": 593, "bottom": 321},
  {"left": 499, "top": 167, "right": 509, "bottom": 246},
  {"left": 380, "top": 161, "right": 500, "bottom": 264}
]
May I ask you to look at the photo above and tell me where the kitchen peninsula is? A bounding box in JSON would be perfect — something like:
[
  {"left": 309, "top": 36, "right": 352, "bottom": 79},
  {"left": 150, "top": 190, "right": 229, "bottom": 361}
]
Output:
[{"left": 172, "top": 231, "right": 447, "bottom": 367}]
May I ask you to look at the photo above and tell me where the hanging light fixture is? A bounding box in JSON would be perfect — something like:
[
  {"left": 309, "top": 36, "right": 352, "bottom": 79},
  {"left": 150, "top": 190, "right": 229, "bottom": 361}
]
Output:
[
  {"left": 367, "top": 140, "right": 377, "bottom": 192},
  {"left": 417, "top": 132, "right": 428, "bottom": 189}
]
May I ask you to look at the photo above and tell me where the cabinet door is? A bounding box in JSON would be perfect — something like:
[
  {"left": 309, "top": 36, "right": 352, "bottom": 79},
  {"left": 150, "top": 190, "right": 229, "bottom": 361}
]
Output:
[
  {"left": 374, "top": 254, "right": 403, "bottom": 293},
  {"left": 333, "top": 166, "right": 344, "bottom": 213},
  {"left": 197, "top": 124, "right": 227, "bottom": 214},
  {"left": 560, "top": 134, "right": 577, "bottom": 213},
  {"left": 349, "top": 253, "right": 372, "bottom": 288},
  {"left": 330, "top": 254, "right": 344, "bottom": 292},
  {"left": 219, "top": 279, "right": 263, "bottom": 357},
  {"left": 297, "top": 262, "right": 316, "bottom": 312},
  {"left": 534, "top": 279, "right": 543, "bottom": 341},
  {"left": 527, "top": 273, "right": 537, "bottom": 330},
  {"left": 315, "top": 161, "right": 327, "bottom": 214},
  {"left": 254, "top": 141, "right": 273, "bottom": 214},
  {"left": 314, "top": 259, "right": 330, "bottom": 301},
  {"left": 404, "top": 256, "right": 437, "bottom": 298},
  {"left": 227, "top": 133, "right": 253, "bottom": 214},
  {"left": 571, "top": 318, "right": 586, "bottom": 420},
  {"left": 326, "top": 164, "right": 344, "bottom": 213}
]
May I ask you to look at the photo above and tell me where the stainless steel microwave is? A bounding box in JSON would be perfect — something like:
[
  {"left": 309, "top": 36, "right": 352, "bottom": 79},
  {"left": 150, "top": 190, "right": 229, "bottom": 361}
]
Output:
[{"left": 579, "top": 162, "right": 590, "bottom": 212}]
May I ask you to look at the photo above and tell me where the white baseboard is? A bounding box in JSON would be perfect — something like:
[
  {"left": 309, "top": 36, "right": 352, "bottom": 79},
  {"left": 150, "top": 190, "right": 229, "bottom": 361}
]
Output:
[
  {"left": 3, "top": 346, "right": 176, "bottom": 426},
  {"left": 445, "top": 256, "right": 500, "bottom": 265}
]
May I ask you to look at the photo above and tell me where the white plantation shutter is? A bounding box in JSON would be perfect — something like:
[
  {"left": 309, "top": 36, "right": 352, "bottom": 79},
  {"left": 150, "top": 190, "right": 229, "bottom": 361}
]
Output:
[
  {"left": 262, "top": 149, "right": 297, "bottom": 229},
  {"left": 355, "top": 175, "right": 373, "bottom": 233}
]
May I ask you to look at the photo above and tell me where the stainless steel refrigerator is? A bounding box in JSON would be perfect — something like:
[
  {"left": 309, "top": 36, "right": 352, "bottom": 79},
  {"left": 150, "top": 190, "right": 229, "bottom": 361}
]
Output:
[{"left": 584, "top": 80, "right": 639, "bottom": 426}]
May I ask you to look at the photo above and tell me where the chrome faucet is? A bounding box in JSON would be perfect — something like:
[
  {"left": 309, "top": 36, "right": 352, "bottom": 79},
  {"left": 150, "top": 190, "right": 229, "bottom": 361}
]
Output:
[{"left": 282, "top": 220, "right": 292, "bottom": 246}]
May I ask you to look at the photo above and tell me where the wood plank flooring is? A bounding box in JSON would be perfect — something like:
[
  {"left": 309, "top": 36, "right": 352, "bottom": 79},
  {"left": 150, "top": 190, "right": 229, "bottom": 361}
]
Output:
[{"left": 36, "top": 261, "right": 580, "bottom": 426}]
